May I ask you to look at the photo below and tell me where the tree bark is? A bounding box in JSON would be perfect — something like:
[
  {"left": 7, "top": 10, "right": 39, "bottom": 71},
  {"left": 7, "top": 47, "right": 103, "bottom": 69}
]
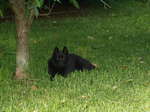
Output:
[
  {"left": 15, "top": 16, "right": 29, "bottom": 80},
  {"left": 9, "top": 0, "right": 32, "bottom": 79}
]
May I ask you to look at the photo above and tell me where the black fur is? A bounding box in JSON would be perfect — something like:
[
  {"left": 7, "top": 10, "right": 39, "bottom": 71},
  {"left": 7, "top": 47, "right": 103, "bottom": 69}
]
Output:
[{"left": 48, "top": 46, "right": 95, "bottom": 80}]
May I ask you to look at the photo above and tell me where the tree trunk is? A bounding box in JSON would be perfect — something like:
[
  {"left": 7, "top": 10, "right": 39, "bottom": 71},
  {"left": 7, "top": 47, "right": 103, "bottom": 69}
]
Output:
[
  {"left": 15, "top": 17, "right": 29, "bottom": 80},
  {"left": 9, "top": 0, "right": 32, "bottom": 79}
]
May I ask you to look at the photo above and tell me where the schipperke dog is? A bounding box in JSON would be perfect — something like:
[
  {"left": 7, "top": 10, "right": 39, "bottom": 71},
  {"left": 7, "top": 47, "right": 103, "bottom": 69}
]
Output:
[{"left": 48, "top": 46, "right": 95, "bottom": 80}]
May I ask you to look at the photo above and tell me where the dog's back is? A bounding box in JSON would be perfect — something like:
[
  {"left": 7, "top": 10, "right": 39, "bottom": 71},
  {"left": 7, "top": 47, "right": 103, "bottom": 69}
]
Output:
[{"left": 67, "top": 53, "right": 95, "bottom": 71}]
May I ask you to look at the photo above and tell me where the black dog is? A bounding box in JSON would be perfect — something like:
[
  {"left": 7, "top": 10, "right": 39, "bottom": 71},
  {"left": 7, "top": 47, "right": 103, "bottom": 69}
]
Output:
[{"left": 48, "top": 46, "right": 95, "bottom": 80}]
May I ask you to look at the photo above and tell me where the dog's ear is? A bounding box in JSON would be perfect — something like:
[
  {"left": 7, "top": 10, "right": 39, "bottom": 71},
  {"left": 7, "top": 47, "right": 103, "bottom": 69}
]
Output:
[
  {"left": 53, "top": 47, "right": 59, "bottom": 55},
  {"left": 63, "top": 46, "right": 68, "bottom": 55}
]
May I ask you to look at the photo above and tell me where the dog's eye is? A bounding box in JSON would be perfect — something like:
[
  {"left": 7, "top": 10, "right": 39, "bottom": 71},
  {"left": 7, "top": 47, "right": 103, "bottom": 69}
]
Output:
[{"left": 59, "top": 56, "right": 64, "bottom": 59}]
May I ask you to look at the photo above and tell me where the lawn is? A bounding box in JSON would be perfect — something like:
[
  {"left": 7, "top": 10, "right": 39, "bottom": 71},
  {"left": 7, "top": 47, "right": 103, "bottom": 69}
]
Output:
[{"left": 0, "top": 1, "right": 150, "bottom": 112}]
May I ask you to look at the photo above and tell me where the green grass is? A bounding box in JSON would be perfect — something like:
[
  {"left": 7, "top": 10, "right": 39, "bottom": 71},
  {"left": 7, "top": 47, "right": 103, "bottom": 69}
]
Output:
[{"left": 0, "top": 1, "right": 150, "bottom": 112}]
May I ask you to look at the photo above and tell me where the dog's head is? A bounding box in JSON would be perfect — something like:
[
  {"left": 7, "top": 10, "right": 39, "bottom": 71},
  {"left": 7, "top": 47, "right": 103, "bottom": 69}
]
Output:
[{"left": 52, "top": 46, "right": 68, "bottom": 67}]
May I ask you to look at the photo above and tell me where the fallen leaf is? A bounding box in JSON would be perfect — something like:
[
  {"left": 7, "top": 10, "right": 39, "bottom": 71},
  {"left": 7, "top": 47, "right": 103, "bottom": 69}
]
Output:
[
  {"left": 123, "top": 79, "right": 134, "bottom": 83},
  {"left": 33, "top": 40, "right": 37, "bottom": 44},
  {"left": 112, "top": 85, "right": 118, "bottom": 90},
  {"left": 143, "top": 82, "right": 150, "bottom": 87},
  {"left": 87, "top": 36, "right": 95, "bottom": 40},
  {"left": 81, "top": 95, "right": 90, "bottom": 99},
  {"left": 120, "top": 65, "right": 128, "bottom": 70},
  {"left": 31, "top": 85, "right": 38, "bottom": 90}
]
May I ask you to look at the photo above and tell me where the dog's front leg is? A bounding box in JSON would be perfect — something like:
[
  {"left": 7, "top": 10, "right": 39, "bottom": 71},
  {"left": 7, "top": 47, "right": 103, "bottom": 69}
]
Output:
[{"left": 63, "top": 67, "right": 74, "bottom": 77}]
